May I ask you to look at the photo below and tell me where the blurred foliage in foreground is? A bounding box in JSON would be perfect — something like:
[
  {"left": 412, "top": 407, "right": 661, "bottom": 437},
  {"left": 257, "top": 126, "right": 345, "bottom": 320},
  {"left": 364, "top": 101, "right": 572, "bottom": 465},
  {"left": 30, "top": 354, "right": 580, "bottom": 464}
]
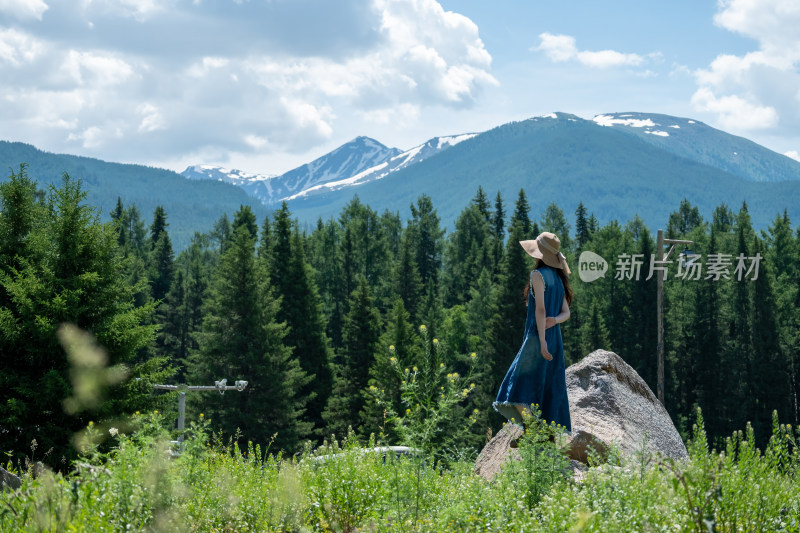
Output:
[{"left": 2, "top": 408, "right": 799, "bottom": 532}]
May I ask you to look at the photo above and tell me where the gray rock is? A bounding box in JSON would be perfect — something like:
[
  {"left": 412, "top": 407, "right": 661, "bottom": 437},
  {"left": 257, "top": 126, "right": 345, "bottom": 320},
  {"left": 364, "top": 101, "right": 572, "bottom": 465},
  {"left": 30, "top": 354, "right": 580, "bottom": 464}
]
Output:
[
  {"left": 475, "top": 349, "right": 687, "bottom": 480},
  {"left": 1, "top": 466, "right": 21, "bottom": 491},
  {"left": 566, "top": 349, "right": 688, "bottom": 464}
]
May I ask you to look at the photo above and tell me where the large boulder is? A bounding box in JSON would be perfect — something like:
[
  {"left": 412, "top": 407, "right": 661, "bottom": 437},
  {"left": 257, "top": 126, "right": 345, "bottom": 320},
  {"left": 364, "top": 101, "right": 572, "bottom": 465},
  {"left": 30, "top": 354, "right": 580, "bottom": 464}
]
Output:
[
  {"left": 475, "top": 349, "right": 687, "bottom": 481},
  {"left": 565, "top": 349, "right": 688, "bottom": 464},
  {"left": 1, "top": 466, "right": 21, "bottom": 491}
]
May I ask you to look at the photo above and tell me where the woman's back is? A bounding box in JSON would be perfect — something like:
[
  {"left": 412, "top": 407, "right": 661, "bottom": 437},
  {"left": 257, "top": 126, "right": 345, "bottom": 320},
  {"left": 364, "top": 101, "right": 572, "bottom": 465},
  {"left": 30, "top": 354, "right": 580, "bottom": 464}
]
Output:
[{"left": 525, "top": 265, "right": 565, "bottom": 336}]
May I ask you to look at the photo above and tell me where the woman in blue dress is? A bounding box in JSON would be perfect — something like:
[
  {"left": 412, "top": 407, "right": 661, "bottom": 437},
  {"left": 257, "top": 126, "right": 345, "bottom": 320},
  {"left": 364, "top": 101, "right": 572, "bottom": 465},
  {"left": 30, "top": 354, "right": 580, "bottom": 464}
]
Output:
[{"left": 493, "top": 231, "right": 574, "bottom": 442}]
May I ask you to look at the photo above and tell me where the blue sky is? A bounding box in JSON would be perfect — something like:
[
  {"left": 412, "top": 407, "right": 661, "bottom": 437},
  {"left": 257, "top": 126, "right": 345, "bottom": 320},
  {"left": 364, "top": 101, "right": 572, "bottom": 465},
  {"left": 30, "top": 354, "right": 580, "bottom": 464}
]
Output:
[{"left": 1, "top": 0, "right": 798, "bottom": 174}]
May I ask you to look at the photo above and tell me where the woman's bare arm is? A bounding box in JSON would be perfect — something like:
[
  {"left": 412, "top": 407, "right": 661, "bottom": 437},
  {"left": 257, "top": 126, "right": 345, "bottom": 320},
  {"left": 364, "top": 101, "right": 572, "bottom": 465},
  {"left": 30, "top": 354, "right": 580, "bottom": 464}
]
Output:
[
  {"left": 546, "top": 296, "right": 571, "bottom": 328},
  {"left": 531, "top": 271, "right": 552, "bottom": 360}
]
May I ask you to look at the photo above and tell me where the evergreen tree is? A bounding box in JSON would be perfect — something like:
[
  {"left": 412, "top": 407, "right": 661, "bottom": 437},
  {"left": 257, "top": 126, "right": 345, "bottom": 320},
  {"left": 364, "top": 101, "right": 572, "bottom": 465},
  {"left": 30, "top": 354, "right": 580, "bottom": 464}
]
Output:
[
  {"left": 575, "top": 201, "right": 590, "bottom": 250},
  {"left": 625, "top": 223, "right": 657, "bottom": 390},
  {"left": 540, "top": 202, "right": 573, "bottom": 254},
  {"left": 666, "top": 198, "right": 704, "bottom": 238},
  {"left": 688, "top": 230, "right": 724, "bottom": 444},
  {"left": 211, "top": 213, "right": 232, "bottom": 254},
  {"left": 581, "top": 300, "right": 610, "bottom": 355},
  {"left": 149, "top": 206, "right": 168, "bottom": 249},
  {"left": 0, "top": 171, "right": 172, "bottom": 466},
  {"left": 512, "top": 189, "right": 532, "bottom": 237},
  {"left": 232, "top": 204, "right": 258, "bottom": 241},
  {"left": 189, "top": 219, "right": 311, "bottom": 452},
  {"left": 408, "top": 194, "right": 445, "bottom": 289},
  {"left": 473, "top": 186, "right": 491, "bottom": 225},
  {"left": 323, "top": 276, "right": 381, "bottom": 438},
  {"left": 362, "top": 298, "right": 421, "bottom": 436},
  {"left": 157, "top": 268, "right": 189, "bottom": 377},
  {"left": 148, "top": 230, "right": 175, "bottom": 303},
  {"left": 122, "top": 204, "right": 147, "bottom": 257},
  {"left": 393, "top": 230, "right": 422, "bottom": 325},
  {"left": 442, "top": 199, "right": 492, "bottom": 307},
  {"left": 491, "top": 191, "right": 506, "bottom": 277},
  {"left": 749, "top": 236, "right": 791, "bottom": 445},
  {"left": 110, "top": 196, "right": 126, "bottom": 247},
  {"left": 271, "top": 203, "right": 334, "bottom": 435}
]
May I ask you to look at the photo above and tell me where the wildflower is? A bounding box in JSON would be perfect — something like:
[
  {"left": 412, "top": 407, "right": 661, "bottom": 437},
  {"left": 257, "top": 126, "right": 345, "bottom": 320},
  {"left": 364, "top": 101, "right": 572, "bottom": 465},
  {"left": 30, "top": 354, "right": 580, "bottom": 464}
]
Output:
[
  {"left": 439, "top": 363, "right": 445, "bottom": 368},
  {"left": 461, "top": 388, "right": 469, "bottom": 397},
  {"left": 413, "top": 366, "right": 418, "bottom": 372},
  {"left": 88, "top": 421, "right": 94, "bottom": 427},
  {"left": 109, "top": 427, "right": 118, "bottom": 437},
  {"left": 473, "top": 409, "right": 480, "bottom": 415},
  {"left": 419, "top": 324, "right": 427, "bottom": 332},
  {"left": 200, "top": 413, "right": 204, "bottom": 418},
  {"left": 405, "top": 368, "right": 410, "bottom": 373},
  {"left": 135, "top": 411, "right": 140, "bottom": 415},
  {"left": 154, "top": 410, "right": 159, "bottom": 415},
  {"left": 470, "top": 352, "right": 477, "bottom": 359},
  {"left": 406, "top": 408, "right": 411, "bottom": 415},
  {"left": 469, "top": 383, "right": 475, "bottom": 389},
  {"left": 433, "top": 338, "right": 439, "bottom": 345},
  {"left": 369, "top": 385, "right": 378, "bottom": 392},
  {"left": 390, "top": 356, "right": 397, "bottom": 363},
  {"left": 389, "top": 345, "right": 396, "bottom": 352}
]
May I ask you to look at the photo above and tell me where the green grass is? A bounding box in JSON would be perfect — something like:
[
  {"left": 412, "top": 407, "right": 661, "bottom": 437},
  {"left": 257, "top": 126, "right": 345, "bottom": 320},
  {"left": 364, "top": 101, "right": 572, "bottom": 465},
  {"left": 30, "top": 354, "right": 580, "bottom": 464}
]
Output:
[{"left": 2, "top": 408, "right": 799, "bottom": 532}]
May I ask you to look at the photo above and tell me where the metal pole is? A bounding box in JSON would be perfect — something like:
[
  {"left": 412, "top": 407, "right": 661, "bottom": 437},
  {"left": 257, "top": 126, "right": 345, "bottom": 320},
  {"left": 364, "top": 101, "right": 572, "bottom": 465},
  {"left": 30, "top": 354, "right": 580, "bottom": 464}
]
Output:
[
  {"left": 657, "top": 229, "right": 665, "bottom": 406},
  {"left": 177, "top": 391, "right": 186, "bottom": 447},
  {"left": 152, "top": 380, "right": 248, "bottom": 453}
]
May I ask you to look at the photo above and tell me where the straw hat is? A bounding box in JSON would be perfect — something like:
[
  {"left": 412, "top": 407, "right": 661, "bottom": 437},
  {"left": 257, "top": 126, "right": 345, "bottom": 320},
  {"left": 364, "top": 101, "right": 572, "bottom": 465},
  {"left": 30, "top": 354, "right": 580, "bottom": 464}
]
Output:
[{"left": 519, "top": 232, "right": 571, "bottom": 275}]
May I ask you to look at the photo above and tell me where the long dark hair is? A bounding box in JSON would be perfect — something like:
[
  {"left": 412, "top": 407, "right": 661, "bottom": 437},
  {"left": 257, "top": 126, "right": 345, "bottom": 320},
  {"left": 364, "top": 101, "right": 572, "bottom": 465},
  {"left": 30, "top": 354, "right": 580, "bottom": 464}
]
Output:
[{"left": 524, "top": 258, "right": 574, "bottom": 306}]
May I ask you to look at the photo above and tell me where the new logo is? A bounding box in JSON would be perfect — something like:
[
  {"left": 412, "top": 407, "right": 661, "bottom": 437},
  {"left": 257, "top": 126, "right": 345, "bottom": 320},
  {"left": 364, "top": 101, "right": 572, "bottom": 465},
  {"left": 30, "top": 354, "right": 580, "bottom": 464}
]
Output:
[{"left": 578, "top": 251, "right": 608, "bottom": 283}]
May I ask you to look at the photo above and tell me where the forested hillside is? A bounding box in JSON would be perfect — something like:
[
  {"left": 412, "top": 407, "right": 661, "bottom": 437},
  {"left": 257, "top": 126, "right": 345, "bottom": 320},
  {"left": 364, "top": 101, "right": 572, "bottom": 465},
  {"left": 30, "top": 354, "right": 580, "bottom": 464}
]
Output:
[
  {"left": 2, "top": 166, "right": 798, "bottom": 466},
  {"left": 0, "top": 142, "right": 268, "bottom": 250}
]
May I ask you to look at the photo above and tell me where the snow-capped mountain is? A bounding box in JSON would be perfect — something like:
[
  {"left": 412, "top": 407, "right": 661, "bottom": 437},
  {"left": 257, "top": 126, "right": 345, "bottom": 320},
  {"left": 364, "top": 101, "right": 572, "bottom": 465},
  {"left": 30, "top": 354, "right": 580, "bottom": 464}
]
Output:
[
  {"left": 182, "top": 165, "right": 278, "bottom": 205},
  {"left": 592, "top": 112, "right": 800, "bottom": 183},
  {"left": 182, "top": 136, "right": 402, "bottom": 205},
  {"left": 283, "top": 111, "right": 800, "bottom": 231},
  {"left": 284, "top": 133, "right": 478, "bottom": 201}
]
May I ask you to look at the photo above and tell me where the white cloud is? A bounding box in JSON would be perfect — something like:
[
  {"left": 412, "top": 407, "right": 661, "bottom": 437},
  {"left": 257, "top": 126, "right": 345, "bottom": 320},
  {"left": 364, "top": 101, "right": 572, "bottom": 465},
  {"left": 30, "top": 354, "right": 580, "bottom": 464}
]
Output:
[
  {"left": 692, "top": 0, "right": 800, "bottom": 134},
  {"left": 0, "top": 28, "right": 44, "bottom": 65},
  {"left": 137, "top": 103, "right": 165, "bottom": 133},
  {"left": 0, "top": 0, "right": 49, "bottom": 20},
  {"left": 785, "top": 150, "right": 800, "bottom": 162},
  {"left": 535, "top": 33, "right": 645, "bottom": 68},
  {"left": 691, "top": 87, "right": 779, "bottom": 130},
  {"left": 61, "top": 50, "right": 134, "bottom": 86},
  {"left": 0, "top": 0, "right": 496, "bottom": 165},
  {"left": 81, "top": 0, "right": 168, "bottom": 22}
]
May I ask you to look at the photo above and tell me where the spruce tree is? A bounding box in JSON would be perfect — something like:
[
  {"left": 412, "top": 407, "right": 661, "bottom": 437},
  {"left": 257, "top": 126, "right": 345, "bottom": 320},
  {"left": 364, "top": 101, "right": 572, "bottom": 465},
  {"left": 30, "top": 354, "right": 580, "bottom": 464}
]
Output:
[
  {"left": 491, "top": 191, "right": 506, "bottom": 277},
  {"left": 581, "top": 300, "right": 610, "bottom": 355},
  {"left": 362, "top": 298, "right": 421, "bottom": 436},
  {"left": 575, "top": 201, "right": 590, "bottom": 250},
  {"left": 323, "top": 276, "right": 381, "bottom": 438},
  {"left": 393, "top": 230, "right": 422, "bottom": 325},
  {"left": 189, "top": 219, "right": 312, "bottom": 452},
  {"left": 271, "top": 203, "right": 334, "bottom": 435},
  {"left": 408, "top": 194, "right": 444, "bottom": 289},
  {"left": 0, "top": 171, "right": 172, "bottom": 465},
  {"left": 540, "top": 202, "right": 573, "bottom": 255},
  {"left": 749, "top": 236, "right": 791, "bottom": 445}
]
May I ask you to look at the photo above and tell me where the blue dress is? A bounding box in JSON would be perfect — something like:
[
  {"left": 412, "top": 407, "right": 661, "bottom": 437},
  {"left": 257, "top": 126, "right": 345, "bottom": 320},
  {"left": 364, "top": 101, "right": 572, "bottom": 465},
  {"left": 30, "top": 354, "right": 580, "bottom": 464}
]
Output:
[{"left": 493, "top": 265, "right": 572, "bottom": 433}]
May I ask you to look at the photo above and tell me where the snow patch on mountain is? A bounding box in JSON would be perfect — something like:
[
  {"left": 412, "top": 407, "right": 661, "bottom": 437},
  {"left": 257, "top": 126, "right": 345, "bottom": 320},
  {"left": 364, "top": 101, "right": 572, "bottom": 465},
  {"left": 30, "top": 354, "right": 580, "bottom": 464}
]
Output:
[
  {"left": 183, "top": 136, "right": 401, "bottom": 205},
  {"left": 285, "top": 133, "right": 478, "bottom": 201},
  {"left": 594, "top": 115, "right": 656, "bottom": 128}
]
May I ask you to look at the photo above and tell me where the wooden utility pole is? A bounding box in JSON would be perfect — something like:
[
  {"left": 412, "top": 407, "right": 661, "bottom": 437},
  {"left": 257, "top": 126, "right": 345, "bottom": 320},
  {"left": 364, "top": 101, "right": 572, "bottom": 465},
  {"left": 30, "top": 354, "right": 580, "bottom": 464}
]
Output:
[{"left": 656, "top": 229, "right": 694, "bottom": 406}]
